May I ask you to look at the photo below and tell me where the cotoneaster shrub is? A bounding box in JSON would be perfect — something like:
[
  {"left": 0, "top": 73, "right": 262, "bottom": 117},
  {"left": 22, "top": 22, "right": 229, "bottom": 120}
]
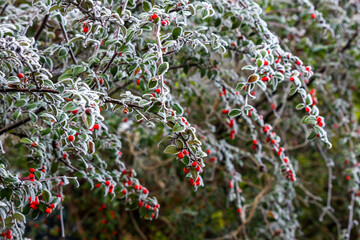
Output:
[{"left": 0, "top": 0, "right": 359, "bottom": 239}]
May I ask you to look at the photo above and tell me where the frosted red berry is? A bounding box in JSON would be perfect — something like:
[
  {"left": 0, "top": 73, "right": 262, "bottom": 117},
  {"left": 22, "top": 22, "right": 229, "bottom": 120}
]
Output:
[{"left": 68, "top": 135, "right": 75, "bottom": 141}]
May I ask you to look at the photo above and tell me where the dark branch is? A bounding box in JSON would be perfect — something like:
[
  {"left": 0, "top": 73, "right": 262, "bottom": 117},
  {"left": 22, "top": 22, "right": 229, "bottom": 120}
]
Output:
[
  {"left": 0, "top": 107, "right": 45, "bottom": 136},
  {"left": 34, "top": 14, "right": 50, "bottom": 41}
]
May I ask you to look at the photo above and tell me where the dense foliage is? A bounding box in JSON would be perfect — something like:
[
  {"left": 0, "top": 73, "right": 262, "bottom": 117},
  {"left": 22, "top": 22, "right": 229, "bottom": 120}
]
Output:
[{"left": 0, "top": 0, "right": 359, "bottom": 239}]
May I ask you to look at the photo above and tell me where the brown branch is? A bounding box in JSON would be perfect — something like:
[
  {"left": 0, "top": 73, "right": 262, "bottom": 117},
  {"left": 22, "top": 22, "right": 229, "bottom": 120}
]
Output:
[
  {"left": 0, "top": 88, "right": 59, "bottom": 94},
  {"left": 59, "top": 21, "right": 78, "bottom": 64},
  {"left": 0, "top": 107, "right": 45, "bottom": 136},
  {"left": 34, "top": 14, "right": 49, "bottom": 41}
]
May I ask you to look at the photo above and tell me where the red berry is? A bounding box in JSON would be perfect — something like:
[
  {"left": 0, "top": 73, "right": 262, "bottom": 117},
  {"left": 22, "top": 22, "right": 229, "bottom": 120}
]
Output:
[
  {"left": 264, "top": 60, "right": 269, "bottom": 66},
  {"left": 290, "top": 77, "right": 294, "bottom": 81},
  {"left": 105, "top": 181, "right": 111, "bottom": 186},
  {"left": 311, "top": 13, "right": 315, "bottom": 19},
  {"left": 252, "top": 140, "right": 258, "bottom": 145},
  {"left": 296, "top": 60, "right": 301, "bottom": 65},
  {"left": 145, "top": 204, "right": 151, "bottom": 210},
  {"left": 316, "top": 117, "right": 322, "bottom": 122},
  {"left": 96, "top": 183, "right": 101, "bottom": 188},
  {"left": 83, "top": 26, "right": 89, "bottom": 33},
  {"left": 192, "top": 161, "right": 197, "bottom": 167},
  {"left": 318, "top": 122, "right": 324, "bottom": 127},
  {"left": 262, "top": 76, "right": 269, "bottom": 82},
  {"left": 63, "top": 153, "right": 68, "bottom": 159},
  {"left": 29, "top": 173, "right": 35, "bottom": 179},
  {"left": 29, "top": 168, "right": 35, "bottom": 173},
  {"left": 195, "top": 165, "right": 200, "bottom": 171},
  {"left": 85, "top": 109, "right": 92, "bottom": 115},
  {"left": 18, "top": 73, "right": 24, "bottom": 78},
  {"left": 137, "top": 79, "right": 140, "bottom": 85},
  {"left": 99, "top": 79, "right": 104, "bottom": 85},
  {"left": 178, "top": 152, "right": 184, "bottom": 159},
  {"left": 143, "top": 189, "right": 148, "bottom": 194},
  {"left": 346, "top": 176, "right": 350, "bottom": 180},
  {"left": 237, "top": 208, "right": 242, "bottom": 213},
  {"left": 206, "top": 149, "right": 211, "bottom": 154},
  {"left": 151, "top": 14, "right": 158, "bottom": 20},
  {"left": 209, "top": 157, "right": 216, "bottom": 162},
  {"left": 45, "top": 208, "right": 52, "bottom": 214},
  {"left": 134, "top": 185, "right": 140, "bottom": 190},
  {"left": 183, "top": 167, "right": 190, "bottom": 174},
  {"left": 305, "top": 107, "right": 310, "bottom": 112},
  {"left": 138, "top": 201, "right": 144, "bottom": 207},
  {"left": 155, "top": 88, "right": 161, "bottom": 94},
  {"left": 68, "top": 135, "right": 75, "bottom": 141},
  {"left": 50, "top": 204, "right": 55, "bottom": 209},
  {"left": 222, "top": 109, "right": 229, "bottom": 114},
  {"left": 161, "top": 20, "right": 167, "bottom": 26},
  {"left": 122, "top": 189, "right": 127, "bottom": 194},
  {"left": 93, "top": 124, "right": 99, "bottom": 130}
]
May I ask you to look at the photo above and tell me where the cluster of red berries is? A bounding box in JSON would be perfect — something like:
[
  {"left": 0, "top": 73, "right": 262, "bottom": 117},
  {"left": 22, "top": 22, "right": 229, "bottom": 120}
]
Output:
[
  {"left": 207, "top": 150, "right": 216, "bottom": 162},
  {"left": 177, "top": 149, "right": 188, "bottom": 159},
  {"left": 263, "top": 124, "right": 295, "bottom": 181},
  {"left": 1, "top": 230, "right": 12, "bottom": 239},
  {"left": 252, "top": 139, "right": 258, "bottom": 150},
  {"left": 161, "top": 20, "right": 170, "bottom": 26},
  {"left": 134, "top": 185, "right": 149, "bottom": 194},
  {"left": 18, "top": 73, "right": 27, "bottom": 83},
  {"left": 103, "top": 180, "right": 114, "bottom": 194},
  {"left": 29, "top": 196, "right": 39, "bottom": 209},
  {"left": 192, "top": 161, "right": 202, "bottom": 172},
  {"left": 219, "top": 86, "right": 227, "bottom": 97},
  {"left": 90, "top": 124, "right": 100, "bottom": 131},
  {"left": 28, "top": 168, "right": 36, "bottom": 182},
  {"left": 189, "top": 176, "right": 201, "bottom": 186},
  {"left": 316, "top": 116, "right": 325, "bottom": 127},
  {"left": 310, "top": 88, "right": 318, "bottom": 106}
]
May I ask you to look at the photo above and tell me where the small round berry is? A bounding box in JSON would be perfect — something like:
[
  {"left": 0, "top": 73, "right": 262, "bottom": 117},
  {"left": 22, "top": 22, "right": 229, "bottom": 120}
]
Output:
[
  {"left": 155, "top": 88, "right": 161, "bottom": 94},
  {"left": 68, "top": 135, "right": 75, "bottom": 141},
  {"left": 93, "top": 124, "right": 99, "bottom": 130},
  {"left": 262, "top": 76, "right": 269, "bottom": 82},
  {"left": 122, "top": 189, "right": 127, "bottom": 194},
  {"left": 178, "top": 152, "right": 184, "bottom": 159},
  {"left": 145, "top": 204, "right": 151, "bottom": 210},
  {"left": 96, "top": 183, "right": 101, "bottom": 188},
  {"left": 71, "top": 109, "right": 78, "bottom": 114},
  {"left": 83, "top": 26, "right": 89, "bottom": 33},
  {"left": 105, "top": 180, "right": 111, "bottom": 186},
  {"left": 99, "top": 78, "right": 104, "bottom": 85},
  {"left": 137, "top": 79, "right": 140, "bottom": 85},
  {"left": 138, "top": 201, "right": 144, "bottom": 207},
  {"left": 222, "top": 109, "right": 229, "bottom": 114},
  {"left": 311, "top": 13, "right": 315, "bottom": 19},
  {"left": 346, "top": 176, "right": 350, "bottom": 180},
  {"left": 45, "top": 208, "right": 52, "bottom": 214},
  {"left": 29, "top": 173, "right": 35, "bottom": 179},
  {"left": 252, "top": 140, "right": 258, "bottom": 145},
  {"left": 264, "top": 60, "right": 269, "bottom": 66},
  {"left": 237, "top": 208, "right": 242, "bottom": 213},
  {"left": 50, "top": 204, "right": 55, "bottom": 209},
  {"left": 151, "top": 14, "right": 158, "bottom": 21},
  {"left": 29, "top": 168, "right": 35, "bottom": 173},
  {"left": 18, "top": 73, "right": 24, "bottom": 78},
  {"left": 290, "top": 77, "right": 294, "bottom": 82},
  {"left": 85, "top": 109, "right": 92, "bottom": 115},
  {"left": 192, "top": 161, "right": 197, "bottom": 167},
  {"left": 63, "top": 153, "right": 68, "bottom": 159},
  {"left": 305, "top": 107, "right": 310, "bottom": 112},
  {"left": 143, "top": 189, "right": 148, "bottom": 194},
  {"left": 195, "top": 165, "right": 201, "bottom": 171}
]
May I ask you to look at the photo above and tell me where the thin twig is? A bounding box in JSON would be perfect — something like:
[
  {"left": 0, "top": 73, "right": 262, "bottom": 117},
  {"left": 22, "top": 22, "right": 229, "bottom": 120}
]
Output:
[{"left": 59, "top": 21, "right": 78, "bottom": 64}]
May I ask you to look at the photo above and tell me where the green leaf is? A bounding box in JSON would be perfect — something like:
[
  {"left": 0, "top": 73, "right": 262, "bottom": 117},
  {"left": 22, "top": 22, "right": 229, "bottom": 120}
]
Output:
[
  {"left": 163, "top": 145, "right": 179, "bottom": 154},
  {"left": 20, "top": 138, "right": 33, "bottom": 144},
  {"left": 72, "top": 66, "right": 86, "bottom": 76},
  {"left": 148, "top": 78, "right": 158, "bottom": 89},
  {"left": 173, "top": 122, "right": 185, "bottom": 132},
  {"left": 256, "top": 81, "right": 266, "bottom": 91},
  {"left": 42, "top": 189, "right": 51, "bottom": 202},
  {"left": 296, "top": 103, "right": 305, "bottom": 110},
  {"left": 172, "top": 27, "right": 182, "bottom": 40},
  {"left": 157, "top": 62, "right": 169, "bottom": 75},
  {"left": 125, "top": 29, "right": 135, "bottom": 43},
  {"left": 0, "top": 188, "right": 12, "bottom": 201},
  {"left": 14, "top": 99, "right": 26, "bottom": 108},
  {"left": 63, "top": 102, "right": 78, "bottom": 111},
  {"left": 307, "top": 130, "right": 317, "bottom": 140},
  {"left": 14, "top": 212, "right": 26, "bottom": 223},
  {"left": 142, "top": 1, "right": 151, "bottom": 12},
  {"left": 235, "top": 82, "right": 246, "bottom": 91},
  {"left": 229, "top": 109, "right": 242, "bottom": 117}
]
